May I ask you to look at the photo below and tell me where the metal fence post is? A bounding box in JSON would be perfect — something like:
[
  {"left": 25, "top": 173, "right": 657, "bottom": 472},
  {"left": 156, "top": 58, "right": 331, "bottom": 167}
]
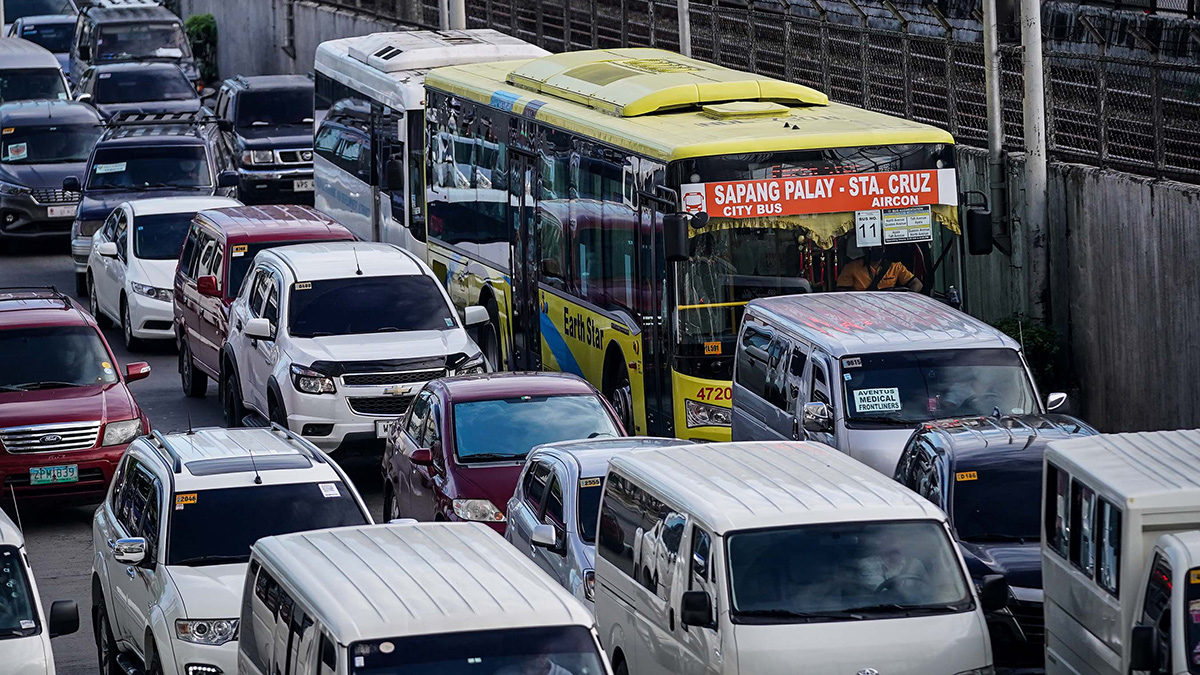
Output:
[
  {"left": 591, "top": 0, "right": 599, "bottom": 47},
  {"left": 1153, "top": 57, "right": 1165, "bottom": 176},
  {"left": 1079, "top": 17, "right": 1107, "bottom": 167},
  {"left": 621, "top": 0, "right": 629, "bottom": 46}
]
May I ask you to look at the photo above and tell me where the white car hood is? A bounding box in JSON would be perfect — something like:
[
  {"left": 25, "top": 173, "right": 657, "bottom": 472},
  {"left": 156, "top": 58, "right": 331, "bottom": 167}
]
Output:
[
  {"left": 294, "top": 329, "right": 479, "bottom": 363},
  {"left": 168, "top": 563, "right": 246, "bottom": 619},
  {"left": 129, "top": 256, "right": 178, "bottom": 291},
  {"left": 1, "top": 635, "right": 52, "bottom": 675}
]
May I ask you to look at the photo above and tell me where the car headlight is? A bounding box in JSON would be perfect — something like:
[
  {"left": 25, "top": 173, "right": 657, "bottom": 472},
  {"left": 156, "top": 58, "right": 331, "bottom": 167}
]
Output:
[
  {"left": 176, "top": 618, "right": 239, "bottom": 646},
  {"left": 583, "top": 569, "right": 595, "bottom": 601},
  {"left": 290, "top": 364, "right": 336, "bottom": 394},
  {"left": 452, "top": 499, "right": 506, "bottom": 523},
  {"left": 130, "top": 282, "right": 172, "bottom": 303},
  {"left": 74, "top": 219, "right": 104, "bottom": 238},
  {"left": 684, "top": 399, "right": 731, "bottom": 428},
  {"left": 454, "top": 354, "right": 486, "bottom": 376},
  {"left": 102, "top": 419, "right": 142, "bottom": 446},
  {"left": 240, "top": 150, "right": 274, "bottom": 165},
  {"left": 0, "top": 180, "right": 30, "bottom": 196}
]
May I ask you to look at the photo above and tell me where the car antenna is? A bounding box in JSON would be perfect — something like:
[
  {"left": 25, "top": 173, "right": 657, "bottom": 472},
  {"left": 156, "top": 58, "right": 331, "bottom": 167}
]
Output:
[
  {"left": 352, "top": 246, "right": 363, "bottom": 276},
  {"left": 9, "top": 487, "right": 23, "bottom": 534},
  {"left": 245, "top": 434, "right": 263, "bottom": 485},
  {"left": 186, "top": 409, "right": 195, "bottom": 435}
]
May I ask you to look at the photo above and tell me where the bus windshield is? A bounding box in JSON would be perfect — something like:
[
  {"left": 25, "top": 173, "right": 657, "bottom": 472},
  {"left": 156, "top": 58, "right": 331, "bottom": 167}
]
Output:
[{"left": 670, "top": 144, "right": 954, "bottom": 350}]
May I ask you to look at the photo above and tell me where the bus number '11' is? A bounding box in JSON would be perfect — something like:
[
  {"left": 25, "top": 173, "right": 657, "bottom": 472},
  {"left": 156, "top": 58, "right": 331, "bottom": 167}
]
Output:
[{"left": 695, "top": 387, "right": 732, "bottom": 402}]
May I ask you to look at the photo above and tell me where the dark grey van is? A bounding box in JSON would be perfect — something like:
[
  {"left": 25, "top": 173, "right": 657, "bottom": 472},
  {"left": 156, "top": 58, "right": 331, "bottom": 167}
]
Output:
[
  {"left": 0, "top": 100, "right": 100, "bottom": 242},
  {"left": 0, "top": 37, "right": 71, "bottom": 103},
  {"left": 68, "top": 0, "right": 197, "bottom": 87}
]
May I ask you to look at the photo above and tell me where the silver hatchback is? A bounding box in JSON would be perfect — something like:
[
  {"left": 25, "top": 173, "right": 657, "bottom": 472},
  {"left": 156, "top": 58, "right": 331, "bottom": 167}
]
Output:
[{"left": 506, "top": 437, "right": 694, "bottom": 612}]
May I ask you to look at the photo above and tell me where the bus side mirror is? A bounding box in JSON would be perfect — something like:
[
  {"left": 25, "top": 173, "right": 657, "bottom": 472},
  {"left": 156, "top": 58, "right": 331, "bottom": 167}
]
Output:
[
  {"left": 386, "top": 158, "right": 404, "bottom": 191},
  {"left": 967, "top": 208, "right": 993, "bottom": 256},
  {"left": 1129, "top": 625, "right": 1158, "bottom": 673},
  {"left": 664, "top": 213, "right": 690, "bottom": 262}
]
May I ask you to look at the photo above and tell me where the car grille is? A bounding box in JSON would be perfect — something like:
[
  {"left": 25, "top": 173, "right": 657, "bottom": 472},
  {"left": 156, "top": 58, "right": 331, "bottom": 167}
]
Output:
[
  {"left": 1008, "top": 598, "right": 1044, "bottom": 643},
  {"left": 5, "top": 467, "right": 105, "bottom": 488},
  {"left": 0, "top": 421, "right": 102, "bottom": 453},
  {"left": 348, "top": 396, "right": 414, "bottom": 416},
  {"left": 277, "top": 149, "right": 312, "bottom": 165},
  {"left": 342, "top": 369, "right": 445, "bottom": 387},
  {"left": 29, "top": 188, "right": 80, "bottom": 205}
]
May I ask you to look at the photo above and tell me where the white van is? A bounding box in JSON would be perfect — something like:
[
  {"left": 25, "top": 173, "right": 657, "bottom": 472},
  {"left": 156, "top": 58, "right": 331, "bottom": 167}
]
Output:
[
  {"left": 239, "top": 521, "right": 611, "bottom": 675},
  {"left": 732, "top": 292, "right": 1065, "bottom": 475},
  {"left": 0, "top": 509, "right": 78, "bottom": 675},
  {"left": 1043, "top": 429, "right": 1200, "bottom": 675},
  {"left": 594, "top": 440, "right": 1004, "bottom": 675}
]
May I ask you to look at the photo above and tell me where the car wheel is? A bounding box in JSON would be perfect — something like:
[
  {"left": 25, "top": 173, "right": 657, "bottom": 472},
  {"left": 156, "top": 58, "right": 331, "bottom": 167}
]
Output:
[
  {"left": 482, "top": 299, "right": 502, "bottom": 371},
  {"left": 75, "top": 271, "right": 87, "bottom": 297},
  {"left": 269, "top": 395, "right": 288, "bottom": 428},
  {"left": 89, "top": 275, "right": 111, "bottom": 328},
  {"left": 613, "top": 657, "right": 629, "bottom": 675},
  {"left": 607, "top": 367, "right": 635, "bottom": 434},
  {"left": 223, "top": 367, "right": 245, "bottom": 428},
  {"left": 145, "top": 642, "right": 164, "bottom": 675},
  {"left": 180, "top": 342, "right": 207, "bottom": 398},
  {"left": 94, "top": 600, "right": 119, "bottom": 675},
  {"left": 121, "top": 300, "right": 144, "bottom": 352}
]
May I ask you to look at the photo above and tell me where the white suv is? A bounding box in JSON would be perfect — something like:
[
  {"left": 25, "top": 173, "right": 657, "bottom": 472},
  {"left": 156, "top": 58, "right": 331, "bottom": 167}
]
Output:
[
  {"left": 221, "top": 241, "right": 488, "bottom": 452},
  {"left": 91, "top": 426, "right": 372, "bottom": 675}
]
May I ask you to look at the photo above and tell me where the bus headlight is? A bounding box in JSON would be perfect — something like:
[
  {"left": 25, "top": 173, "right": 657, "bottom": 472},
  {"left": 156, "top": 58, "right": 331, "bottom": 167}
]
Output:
[{"left": 684, "top": 399, "right": 731, "bottom": 428}]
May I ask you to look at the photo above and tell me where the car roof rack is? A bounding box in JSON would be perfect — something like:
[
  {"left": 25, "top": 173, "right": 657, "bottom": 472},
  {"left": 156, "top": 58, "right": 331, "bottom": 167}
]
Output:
[
  {"left": 0, "top": 286, "right": 73, "bottom": 310},
  {"left": 105, "top": 110, "right": 220, "bottom": 129},
  {"left": 149, "top": 430, "right": 183, "bottom": 473},
  {"left": 267, "top": 422, "right": 327, "bottom": 464}
]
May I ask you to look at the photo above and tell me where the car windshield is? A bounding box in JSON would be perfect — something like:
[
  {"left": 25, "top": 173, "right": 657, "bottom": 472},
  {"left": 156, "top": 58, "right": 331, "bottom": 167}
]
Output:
[
  {"left": 351, "top": 626, "right": 605, "bottom": 675},
  {"left": 288, "top": 275, "right": 456, "bottom": 338},
  {"left": 578, "top": 484, "right": 602, "bottom": 543},
  {"left": 952, "top": 453, "right": 1042, "bottom": 542},
  {"left": 96, "top": 23, "right": 191, "bottom": 62},
  {"left": 0, "top": 545, "right": 38, "bottom": 640},
  {"left": 235, "top": 89, "right": 313, "bottom": 128},
  {"left": 87, "top": 145, "right": 211, "bottom": 189},
  {"left": 167, "top": 482, "right": 368, "bottom": 566},
  {"left": 16, "top": 22, "right": 74, "bottom": 53},
  {"left": 94, "top": 67, "right": 197, "bottom": 104},
  {"left": 841, "top": 348, "right": 1038, "bottom": 424},
  {"left": 0, "top": 325, "right": 118, "bottom": 391},
  {"left": 133, "top": 212, "right": 195, "bottom": 260},
  {"left": 2, "top": 124, "right": 102, "bottom": 164},
  {"left": 4, "top": 0, "right": 75, "bottom": 22},
  {"left": 453, "top": 395, "right": 620, "bottom": 464},
  {"left": 727, "top": 520, "right": 972, "bottom": 623},
  {"left": 0, "top": 68, "right": 67, "bottom": 104}
]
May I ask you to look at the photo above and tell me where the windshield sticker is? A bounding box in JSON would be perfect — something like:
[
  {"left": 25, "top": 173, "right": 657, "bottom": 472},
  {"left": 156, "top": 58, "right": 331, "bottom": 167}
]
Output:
[
  {"left": 154, "top": 47, "right": 183, "bottom": 58},
  {"left": 319, "top": 483, "right": 340, "bottom": 498},
  {"left": 444, "top": 317, "right": 454, "bottom": 327},
  {"left": 956, "top": 471, "right": 978, "bottom": 482},
  {"left": 94, "top": 162, "right": 126, "bottom": 174},
  {"left": 20, "top": 620, "right": 35, "bottom": 630},
  {"left": 580, "top": 477, "right": 602, "bottom": 488},
  {"left": 175, "top": 493, "right": 197, "bottom": 510},
  {"left": 704, "top": 341, "right": 721, "bottom": 355},
  {"left": 294, "top": 281, "right": 311, "bottom": 291},
  {"left": 379, "top": 642, "right": 395, "bottom": 654},
  {"left": 231, "top": 244, "right": 247, "bottom": 257},
  {"left": 852, "top": 387, "right": 901, "bottom": 413},
  {"left": 844, "top": 373, "right": 852, "bottom": 381},
  {"left": 98, "top": 72, "right": 112, "bottom": 79},
  {"left": 882, "top": 205, "right": 934, "bottom": 244},
  {"left": 4, "top": 143, "right": 26, "bottom": 161},
  {"left": 843, "top": 357, "right": 862, "bottom": 368},
  {"left": 1192, "top": 571, "right": 1200, "bottom": 585}
]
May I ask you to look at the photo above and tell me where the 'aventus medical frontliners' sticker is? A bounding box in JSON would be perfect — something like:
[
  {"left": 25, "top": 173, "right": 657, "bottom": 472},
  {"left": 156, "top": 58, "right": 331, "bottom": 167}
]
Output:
[{"left": 853, "top": 387, "right": 901, "bottom": 413}]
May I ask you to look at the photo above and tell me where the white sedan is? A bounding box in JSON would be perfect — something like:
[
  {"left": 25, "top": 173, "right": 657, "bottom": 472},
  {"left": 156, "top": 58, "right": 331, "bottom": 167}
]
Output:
[{"left": 87, "top": 196, "right": 241, "bottom": 351}]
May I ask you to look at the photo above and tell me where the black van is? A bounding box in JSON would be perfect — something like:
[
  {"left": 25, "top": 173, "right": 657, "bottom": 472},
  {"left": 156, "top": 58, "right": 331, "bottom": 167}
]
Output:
[
  {"left": 68, "top": 0, "right": 198, "bottom": 88},
  {"left": 0, "top": 100, "right": 101, "bottom": 244}
]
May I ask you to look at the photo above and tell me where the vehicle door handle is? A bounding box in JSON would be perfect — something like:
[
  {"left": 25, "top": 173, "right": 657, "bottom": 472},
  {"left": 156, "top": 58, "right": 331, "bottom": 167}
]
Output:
[
  {"left": 126, "top": 567, "right": 136, "bottom": 579},
  {"left": 107, "top": 538, "right": 116, "bottom": 550},
  {"left": 235, "top": 319, "right": 243, "bottom": 331}
]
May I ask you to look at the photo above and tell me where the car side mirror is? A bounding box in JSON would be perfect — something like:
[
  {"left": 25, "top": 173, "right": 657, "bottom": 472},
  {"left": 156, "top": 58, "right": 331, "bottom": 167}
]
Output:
[
  {"left": 196, "top": 274, "right": 221, "bottom": 298},
  {"left": 463, "top": 305, "right": 488, "bottom": 327},
  {"left": 113, "top": 537, "right": 146, "bottom": 565},
  {"left": 125, "top": 362, "right": 151, "bottom": 382},
  {"left": 386, "top": 158, "right": 404, "bottom": 191},
  {"left": 410, "top": 447, "right": 433, "bottom": 466},
  {"left": 96, "top": 241, "right": 119, "bottom": 258},
  {"left": 1129, "top": 624, "right": 1158, "bottom": 673},
  {"left": 531, "top": 523, "right": 563, "bottom": 554},
  {"left": 680, "top": 589, "right": 714, "bottom": 628},
  {"left": 217, "top": 170, "right": 238, "bottom": 188},
  {"left": 244, "top": 317, "right": 274, "bottom": 341},
  {"left": 967, "top": 208, "right": 993, "bottom": 256},
  {"left": 802, "top": 402, "right": 833, "bottom": 434},
  {"left": 63, "top": 176, "right": 81, "bottom": 192},
  {"left": 978, "top": 574, "right": 1009, "bottom": 612},
  {"left": 1047, "top": 392, "right": 1069, "bottom": 413},
  {"left": 76, "top": 92, "right": 93, "bottom": 104},
  {"left": 48, "top": 600, "right": 79, "bottom": 638},
  {"left": 664, "top": 213, "right": 690, "bottom": 262}
]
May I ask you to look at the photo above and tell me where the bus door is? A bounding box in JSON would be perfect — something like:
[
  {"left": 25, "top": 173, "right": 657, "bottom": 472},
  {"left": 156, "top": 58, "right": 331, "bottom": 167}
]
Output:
[
  {"left": 638, "top": 190, "right": 673, "bottom": 437},
  {"left": 509, "top": 147, "right": 541, "bottom": 371}
]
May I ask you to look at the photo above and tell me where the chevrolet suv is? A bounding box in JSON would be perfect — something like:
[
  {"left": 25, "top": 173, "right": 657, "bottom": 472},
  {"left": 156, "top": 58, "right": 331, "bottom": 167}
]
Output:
[
  {"left": 91, "top": 426, "right": 372, "bottom": 675},
  {"left": 222, "top": 241, "right": 488, "bottom": 453},
  {"left": 213, "top": 75, "right": 315, "bottom": 205}
]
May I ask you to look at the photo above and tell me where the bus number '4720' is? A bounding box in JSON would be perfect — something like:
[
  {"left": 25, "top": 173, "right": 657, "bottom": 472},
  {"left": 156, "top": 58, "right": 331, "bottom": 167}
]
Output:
[{"left": 695, "top": 387, "right": 731, "bottom": 402}]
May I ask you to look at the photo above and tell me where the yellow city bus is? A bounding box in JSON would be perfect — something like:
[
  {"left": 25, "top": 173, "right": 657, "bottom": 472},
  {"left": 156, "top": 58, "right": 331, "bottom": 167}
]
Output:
[{"left": 423, "top": 48, "right": 966, "bottom": 441}]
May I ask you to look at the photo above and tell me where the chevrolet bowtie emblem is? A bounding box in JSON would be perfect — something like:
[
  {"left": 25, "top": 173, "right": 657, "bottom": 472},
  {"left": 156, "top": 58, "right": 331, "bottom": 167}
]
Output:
[{"left": 383, "top": 385, "right": 412, "bottom": 396}]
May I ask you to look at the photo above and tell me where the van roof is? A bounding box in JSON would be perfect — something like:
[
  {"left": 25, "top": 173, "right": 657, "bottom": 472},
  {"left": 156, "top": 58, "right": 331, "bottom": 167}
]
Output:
[
  {"left": 746, "top": 292, "right": 1017, "bottom": 357},
  {"left": 125, "top": 196, "right": 241, "bottom": 217},
  {"left": 263, "top": 242, "right": 422, "bottom": 282},
  {"left": 81, "top": 1, "right": 178, "bottom": 24},
  {"left": 609, "top": 440, "right": 943, "bottom": 534},
  {"left": 0, "top": 509, "right": 23, "bottom": 548},
  {"left": 0, "top": 38, "right": 63, "bottom": 69},
  {"left": 253, "top": 522, "right": 593, "bottom": 642},
  {"left": 1047, "top": 430, "right": 1200, "bottom": 509},
  {"left": 535, "top": 437, "right": 695, "bottom": 479},
  {"left": 195, "top": 205, "right": 355, "bottom": 243}
]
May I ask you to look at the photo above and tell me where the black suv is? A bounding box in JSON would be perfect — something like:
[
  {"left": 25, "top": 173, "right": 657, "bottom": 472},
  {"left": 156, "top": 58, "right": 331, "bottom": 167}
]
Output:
[
  {"left": 213, "top": 75, "right": 315, "bottom": 205},
  {"left": 68, "top": 0, "right": 198, "bottom": 88},
  {"left": 65, "top": 110, "right": 237, "bottom": 293},
  {"left": 0, "top": 100, "right": 101, "bottom": 245}
]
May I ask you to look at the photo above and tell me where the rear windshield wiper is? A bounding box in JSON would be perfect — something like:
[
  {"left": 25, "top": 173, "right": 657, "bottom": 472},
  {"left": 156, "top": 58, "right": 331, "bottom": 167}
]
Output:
[
  {"left": 737, "top": 608, "right": 864, "bottom": 622},
  {"left": 171, "top": 554, "right": 248, "bottom": 566}
]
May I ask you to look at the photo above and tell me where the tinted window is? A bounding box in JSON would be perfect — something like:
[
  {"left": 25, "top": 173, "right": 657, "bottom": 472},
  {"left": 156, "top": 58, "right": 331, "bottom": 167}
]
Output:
[
  {"left": 0, "top": 325, "right": 118, "bottom": 389},
  {"left": 522, "top": 461, "right": 551, "bottom": 513},
  {"left": 288, "top": 275, "right": 456, "bottom": 338},
  {"left": 1, "top": 124, "right": 102, "bottom": 164},
  {"left": 228, "top": 242, "right": 314, "bottom": 298},
  {"left": 1046, "top": 462, "right": 1070, "bottom": 558},
  {"left": 87, "top": 146, "right": 211, "bottom": 189},
  {"left": 598, "top": 472, "right": 641, "bottom": 578},
  {"left": 5, "top": 0, "right": 75, "bottom": 22},
  {"left": 452, "top": 395, "right": 620, "bottom": 463},
  {"left": 951, "top": 453, "right": 1041, "bottom": 542},
  {"left": 1098, "top": 499, "right": 1121, "bottom": 595},
  {"left": 350, "top": 626, "right": 605, "bottom": 675},
  {"left": 235, "top": 89, "right": 313, "bottom": 128},
  {"left": 0, "top": 68, "right": 67, "bottom": 103},
  {"left": 544, "top": 475, "right": 565, "bottom": 526},
  {"left": 133, "top": 212, "right": 196, "bottom": 260},
  {"left": 168, "top": 482, "right": 367, "bottom": 565},
  {"left": 0, "top": 545, "right": 38, "bottom": 638},
  {"left": 94, "top": 67, "right": 197, "bottom": 104},
  {"left": 577, "top": 484, "right": 602, "bottom": 543},
  {"left": 736, "top": 327, "right": 770, "bottom": 396},
  {"left": 96, "top": 23, "right": 190, "bottom": 62}
]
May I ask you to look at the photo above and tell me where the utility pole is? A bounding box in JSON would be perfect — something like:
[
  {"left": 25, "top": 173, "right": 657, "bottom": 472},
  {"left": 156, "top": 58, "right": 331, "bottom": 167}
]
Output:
[
  {"left": 981, "top": 0, "right": 1006, "bottom": 245},
  {"left": 449, "top": 0, "right": 466, "bottom": 30},
  {"left": 1022, "top": 0, "right": 1049, "bottom": 320},
  {"left": 678, "top": 0, "right": 692, "bottom": 56},
  {"left": 438, "top": 0, "right": 450, "bottom": 30}
]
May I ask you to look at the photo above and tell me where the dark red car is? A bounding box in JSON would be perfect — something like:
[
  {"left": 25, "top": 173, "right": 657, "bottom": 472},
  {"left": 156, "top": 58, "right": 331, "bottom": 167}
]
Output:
[
  {"left": 382, "top": 372, "right": 625, "bottom": 534},
  {"left": 173, "top": 205, "right": 355, "bottom": 398},
  {"left": 0, "top": 288, "right": 150, "bottom": 503}
]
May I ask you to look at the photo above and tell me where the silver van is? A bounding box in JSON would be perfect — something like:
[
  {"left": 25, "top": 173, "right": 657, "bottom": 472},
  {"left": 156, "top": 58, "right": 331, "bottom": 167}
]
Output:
[
  {"left": 731, "top": 292, "right": 1066, "bottom": 475},
  {"left": 0, "top": 38, "right": 70, "bottom": 104}
]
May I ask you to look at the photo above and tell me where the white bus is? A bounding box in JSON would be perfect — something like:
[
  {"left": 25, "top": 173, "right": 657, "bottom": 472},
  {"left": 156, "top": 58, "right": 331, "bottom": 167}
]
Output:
[{"left": 312, "top": 29, "right": 547, "bottom": 252}]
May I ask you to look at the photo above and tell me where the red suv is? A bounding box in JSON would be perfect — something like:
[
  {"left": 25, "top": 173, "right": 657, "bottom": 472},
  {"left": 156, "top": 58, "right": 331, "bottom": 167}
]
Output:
[
  {"left": 0, "top": 287, "right": 151, "bottom": 503},
  {"left": 173, "top": 205, "right": 355, "bottom": 398}
]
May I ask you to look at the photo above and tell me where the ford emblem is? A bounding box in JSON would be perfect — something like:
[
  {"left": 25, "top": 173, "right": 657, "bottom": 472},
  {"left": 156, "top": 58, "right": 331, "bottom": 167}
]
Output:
[{"left": 39, "top": 434, "right": 62, "bottom": 444}]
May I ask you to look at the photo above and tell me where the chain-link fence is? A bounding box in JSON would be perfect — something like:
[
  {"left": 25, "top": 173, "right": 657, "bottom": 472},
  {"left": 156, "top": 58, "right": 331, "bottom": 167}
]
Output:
[{"left": 313, "top": 0, "right": 1200, "bottom": 182}]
